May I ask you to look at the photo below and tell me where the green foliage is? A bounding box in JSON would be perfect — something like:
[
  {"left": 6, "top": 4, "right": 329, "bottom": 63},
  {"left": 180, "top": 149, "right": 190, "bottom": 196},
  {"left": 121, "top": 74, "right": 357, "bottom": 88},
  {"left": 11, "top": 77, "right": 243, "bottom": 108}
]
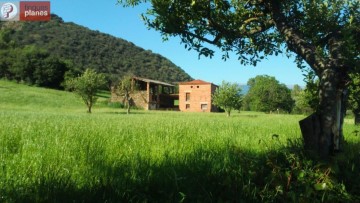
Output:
[
  {"left": 0, "top": 14, "right": 192, "bottom": 85},
  {"left": 65, "top": 69, "right": 106, "bottom": 113},
  {"left": 291, "top": 85, "right": 314, "bottom": 114},
  {"left": 243, "top": 75, "right": 294, "bottom": 113},
  {"left": 116, "top": 75, "right": 138, "bottom": 114},
  {"left": 212, "top": 81, "right": 242, "bottom": 117},
  {"left": 260, "top": 142, "right": 356, "bottom": 202},
  {"left": 301, "top": 69, "right": 320, "bottom": 111},
  {"left": 293, "top": 90, "right": 315, "bottom": 115},
  {"left": 0, "top": 36, "right": 69, "bottom": 89},
  {"left": 119, "top": 0, "right": 359, "bottom": 70},
  {"left": 348, "top": 73, "right": 360, "bottom": 124}
]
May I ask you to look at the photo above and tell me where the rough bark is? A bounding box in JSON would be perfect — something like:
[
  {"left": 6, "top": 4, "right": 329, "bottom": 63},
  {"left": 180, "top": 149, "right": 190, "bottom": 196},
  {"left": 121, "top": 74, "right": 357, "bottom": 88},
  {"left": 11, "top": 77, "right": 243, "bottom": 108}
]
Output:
[
  {"left": 124, "top": 92, "right": 131, "bottom": 114},
  {"left": 300, "top": 68, "right": 346, "bottom": 157},
  {"left": 126, "top": 99, "right": 131, "bottom": 114},
  {"left": 268, "top": 1, "right": 350, "bottom": 157}
]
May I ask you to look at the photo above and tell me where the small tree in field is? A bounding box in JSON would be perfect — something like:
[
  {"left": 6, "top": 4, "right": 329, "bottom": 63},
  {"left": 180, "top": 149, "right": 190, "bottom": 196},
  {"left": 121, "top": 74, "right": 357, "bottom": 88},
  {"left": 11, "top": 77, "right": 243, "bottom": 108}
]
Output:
[
  {"left": 213, "top": 81, "right": 242, "bottom": 117},
  {"left": 66, "top": 69, "right": 106, "bottom": 113},
  {"left": 117, "top": 75, "right": 138, "bottom": 114}
]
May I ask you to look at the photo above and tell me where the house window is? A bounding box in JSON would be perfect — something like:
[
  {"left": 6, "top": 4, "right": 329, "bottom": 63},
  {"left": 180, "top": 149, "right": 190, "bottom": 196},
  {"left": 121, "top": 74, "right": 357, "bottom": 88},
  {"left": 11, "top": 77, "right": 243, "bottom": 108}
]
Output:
[
  {"left": 186, "top": 92, "right": 190, "bottom": 101},
  {"left": 201, "top": 104, "right": 208, "bottom": 110},
  {"left": 186, "top": 104, "right": 190, "bottom": 109}
]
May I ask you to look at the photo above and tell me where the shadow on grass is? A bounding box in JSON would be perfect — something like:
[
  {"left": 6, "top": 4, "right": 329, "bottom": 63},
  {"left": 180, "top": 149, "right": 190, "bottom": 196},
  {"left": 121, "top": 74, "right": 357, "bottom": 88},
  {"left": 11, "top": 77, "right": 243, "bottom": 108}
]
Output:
[
  {"left": 2, "top": 141, "right": 360, "bottom": 202},
  {"left": 2, "top": 147, "right": 264, "bottom": 202},
  {"left": 332, "top": 141, "right": 360, "bottom": 195}
]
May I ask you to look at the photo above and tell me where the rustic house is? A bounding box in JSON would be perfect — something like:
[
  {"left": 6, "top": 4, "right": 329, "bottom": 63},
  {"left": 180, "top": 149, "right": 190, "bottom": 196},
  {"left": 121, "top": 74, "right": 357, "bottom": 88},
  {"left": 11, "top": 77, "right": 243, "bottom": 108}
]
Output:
[
  {"left": 178, "top": 79, "right": 219, "bottom": 112},
  {"left": 111, "top": 77, "right": 178, "bottom": 110}
]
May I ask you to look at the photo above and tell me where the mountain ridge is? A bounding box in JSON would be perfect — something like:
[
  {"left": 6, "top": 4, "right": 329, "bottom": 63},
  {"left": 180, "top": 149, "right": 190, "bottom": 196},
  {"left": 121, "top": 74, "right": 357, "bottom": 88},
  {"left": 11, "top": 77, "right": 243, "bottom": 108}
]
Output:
[{"left": 0, "top": 14, "right": 193, "bottom": 86}]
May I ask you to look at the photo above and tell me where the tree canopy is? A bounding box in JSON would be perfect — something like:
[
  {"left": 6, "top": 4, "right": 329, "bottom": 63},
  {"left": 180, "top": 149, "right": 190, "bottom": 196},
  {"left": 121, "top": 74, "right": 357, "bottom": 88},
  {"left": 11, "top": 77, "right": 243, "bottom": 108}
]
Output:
[
  {"left": 116, "top": 75, "right": 138, "bottom": 114},
  {"left": 120, "top": 0, "right": 359, "bottom": 69},
  {"left": 212, "top": 81, "right": 242, "bottom": 117},
  {"left": 243, "top": 75, "right": 294, "bottom": 113},
  {"left": 65, "top": 69, "right": 106, "bottom": 113}
]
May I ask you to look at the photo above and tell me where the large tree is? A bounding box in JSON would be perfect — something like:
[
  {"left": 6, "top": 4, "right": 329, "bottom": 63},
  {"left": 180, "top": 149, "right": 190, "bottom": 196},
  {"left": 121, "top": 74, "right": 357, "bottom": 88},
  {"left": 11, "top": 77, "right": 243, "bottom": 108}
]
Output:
[
  {"left": 120, "top": 0, "right": 359, "bottom": 157},
  {"left": 243, "top": 75, "right": 294, "bottom": 113}
]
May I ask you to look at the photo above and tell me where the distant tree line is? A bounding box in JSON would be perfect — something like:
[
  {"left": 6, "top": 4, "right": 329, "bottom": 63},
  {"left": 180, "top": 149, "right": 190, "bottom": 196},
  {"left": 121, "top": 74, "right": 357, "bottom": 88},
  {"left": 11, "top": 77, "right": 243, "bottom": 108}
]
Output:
[
  {"left": 213, "top": 75, "right": 322, "bottom": 116},
  {"left": 236, "top": 73, "right": 359, "bottom": 125},
  {"left": 0, "top": 30, "right": 69, "bottom": 88}
]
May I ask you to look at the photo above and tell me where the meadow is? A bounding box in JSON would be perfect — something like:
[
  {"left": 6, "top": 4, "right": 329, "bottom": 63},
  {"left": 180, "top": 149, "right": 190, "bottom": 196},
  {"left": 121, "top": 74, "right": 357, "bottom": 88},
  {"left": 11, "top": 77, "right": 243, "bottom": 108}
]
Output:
[{"left": 1, "top": 80, "right": 359, "bottom": 202}]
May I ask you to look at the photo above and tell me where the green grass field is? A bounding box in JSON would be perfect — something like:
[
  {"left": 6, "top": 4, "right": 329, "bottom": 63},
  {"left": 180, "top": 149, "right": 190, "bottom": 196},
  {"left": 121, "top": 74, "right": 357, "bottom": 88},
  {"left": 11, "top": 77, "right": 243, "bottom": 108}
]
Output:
[{"left": 1, "top": 80, "right": 359, "bottom": 202}]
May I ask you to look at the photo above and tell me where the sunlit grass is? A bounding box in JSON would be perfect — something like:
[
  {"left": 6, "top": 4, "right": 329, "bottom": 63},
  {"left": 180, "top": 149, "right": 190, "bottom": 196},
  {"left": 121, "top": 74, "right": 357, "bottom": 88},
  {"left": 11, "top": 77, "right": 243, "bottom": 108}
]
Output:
[{"left": 1, "top": 80, "right": 359, "bottom": 202}]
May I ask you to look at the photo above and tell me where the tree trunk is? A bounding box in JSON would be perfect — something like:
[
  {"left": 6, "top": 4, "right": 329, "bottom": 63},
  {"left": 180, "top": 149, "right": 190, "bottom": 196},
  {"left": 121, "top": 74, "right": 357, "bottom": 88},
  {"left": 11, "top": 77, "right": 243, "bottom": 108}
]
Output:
[
  {"left": 300, "top": 68, "right": 346, "bottom": 158},
  {"left": 127, "top": 103, "right": 130, "bottom": 114},
  {"left": 126, "top": 97, "right": 131, "bottom": 114},
  {"left": 124, "top": 93, "right": 131, "bottom": 114},
  {"left": 87, "top": 101, "right": 92, "bottom": 113},
  {"left": 227, "top": 110, "right": 231, "bottom": 117}
]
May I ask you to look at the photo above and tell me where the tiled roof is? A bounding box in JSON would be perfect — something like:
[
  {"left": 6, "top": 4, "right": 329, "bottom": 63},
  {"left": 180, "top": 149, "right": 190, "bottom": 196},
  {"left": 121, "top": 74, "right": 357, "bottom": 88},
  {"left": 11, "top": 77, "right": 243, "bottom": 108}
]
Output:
[
  {"left": 178, "top": 79, "right": 212, "bottom": 85},
  {"left": 133, "top": 77, "right": 174, "bottom": 87}
]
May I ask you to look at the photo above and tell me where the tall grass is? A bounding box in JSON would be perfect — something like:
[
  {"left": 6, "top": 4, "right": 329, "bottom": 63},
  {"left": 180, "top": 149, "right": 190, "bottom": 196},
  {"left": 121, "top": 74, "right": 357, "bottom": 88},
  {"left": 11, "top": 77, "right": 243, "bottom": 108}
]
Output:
[{"left": 1, "top": 80, "right": 360, "bottom": 202}]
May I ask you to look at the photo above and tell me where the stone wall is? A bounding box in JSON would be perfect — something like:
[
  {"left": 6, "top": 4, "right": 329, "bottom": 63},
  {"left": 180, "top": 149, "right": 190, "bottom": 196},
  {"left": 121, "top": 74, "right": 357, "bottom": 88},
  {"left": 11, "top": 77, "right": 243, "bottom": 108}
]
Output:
[{"left": 110, "top": 87, "right": 149, "bottom": 110}]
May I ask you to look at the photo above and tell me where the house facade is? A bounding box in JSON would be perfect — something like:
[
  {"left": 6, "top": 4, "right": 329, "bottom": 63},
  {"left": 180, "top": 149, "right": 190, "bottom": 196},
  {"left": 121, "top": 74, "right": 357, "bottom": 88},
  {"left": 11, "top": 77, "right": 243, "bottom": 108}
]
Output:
[
  {"left": 111, "top": 77, "right": 178, "bottom": 110},
  {"left": 178, "top": 79, "right": 219, "bottom": 112}
]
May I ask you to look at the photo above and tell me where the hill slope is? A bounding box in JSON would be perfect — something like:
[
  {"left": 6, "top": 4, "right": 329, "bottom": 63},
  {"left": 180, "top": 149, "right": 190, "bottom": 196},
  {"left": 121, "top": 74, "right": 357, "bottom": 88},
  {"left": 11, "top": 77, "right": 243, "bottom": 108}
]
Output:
[
  {"left": 0, "top": 80, "right": 84, "bottom": 111},
  {"left": 0, "top": 14, "right": 192, "bottom": 85}
]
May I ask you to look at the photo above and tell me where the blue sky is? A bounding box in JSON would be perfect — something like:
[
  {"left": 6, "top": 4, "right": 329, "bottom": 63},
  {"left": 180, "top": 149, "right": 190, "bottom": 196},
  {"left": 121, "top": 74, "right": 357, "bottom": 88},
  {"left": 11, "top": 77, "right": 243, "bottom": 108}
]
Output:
[{"left": 50, "top": 0, "right": 306, "bottom": 86}]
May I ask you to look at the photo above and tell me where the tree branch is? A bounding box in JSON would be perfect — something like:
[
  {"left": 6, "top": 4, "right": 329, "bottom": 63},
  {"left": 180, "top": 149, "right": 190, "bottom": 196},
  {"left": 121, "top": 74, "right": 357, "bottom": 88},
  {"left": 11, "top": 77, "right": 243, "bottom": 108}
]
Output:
[
  {"left": 201, "top": 1, "right": 273, "bottom": 43},
  {"left": 183, "top": 30, "right": 220, "bottom": 45},
  {"left": 267, "top": 0, "right": 325, "bottom": 74}
]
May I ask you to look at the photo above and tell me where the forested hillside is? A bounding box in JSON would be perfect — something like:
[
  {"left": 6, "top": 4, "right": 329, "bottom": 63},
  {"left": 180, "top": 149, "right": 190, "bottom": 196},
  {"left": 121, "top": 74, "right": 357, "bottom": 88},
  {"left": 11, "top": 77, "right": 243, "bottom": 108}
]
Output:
[{"left": 0, "top": 14, "right": 192, "bottom": 89}]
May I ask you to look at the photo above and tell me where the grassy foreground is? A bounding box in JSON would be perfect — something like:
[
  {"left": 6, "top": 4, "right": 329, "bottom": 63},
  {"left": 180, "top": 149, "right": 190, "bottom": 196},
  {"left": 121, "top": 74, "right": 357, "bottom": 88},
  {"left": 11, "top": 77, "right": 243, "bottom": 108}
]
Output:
[{"left": 1, "top": 80, "right": 360, "bottom": 202}]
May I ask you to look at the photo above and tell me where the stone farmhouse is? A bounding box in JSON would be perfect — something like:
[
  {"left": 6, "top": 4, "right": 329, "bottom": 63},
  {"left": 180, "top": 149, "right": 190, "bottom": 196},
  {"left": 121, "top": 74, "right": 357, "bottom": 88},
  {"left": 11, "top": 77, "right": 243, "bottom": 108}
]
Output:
[
  {"left": 178, "top": 79, "right": 219, "bottom": 112},
  {"left": 111, "top": 77, "right": 178, "bottom": 110},
  {"left": 111, "top": 77, "right": 219, "bottom": 112}
]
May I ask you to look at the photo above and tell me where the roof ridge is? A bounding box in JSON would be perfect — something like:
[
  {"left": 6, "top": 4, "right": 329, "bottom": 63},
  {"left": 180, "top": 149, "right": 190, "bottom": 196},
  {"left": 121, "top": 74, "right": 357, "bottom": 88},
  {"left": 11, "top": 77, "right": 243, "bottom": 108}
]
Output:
[{"left": 179, "top": 79, "right": 213, "bottom": 85}]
